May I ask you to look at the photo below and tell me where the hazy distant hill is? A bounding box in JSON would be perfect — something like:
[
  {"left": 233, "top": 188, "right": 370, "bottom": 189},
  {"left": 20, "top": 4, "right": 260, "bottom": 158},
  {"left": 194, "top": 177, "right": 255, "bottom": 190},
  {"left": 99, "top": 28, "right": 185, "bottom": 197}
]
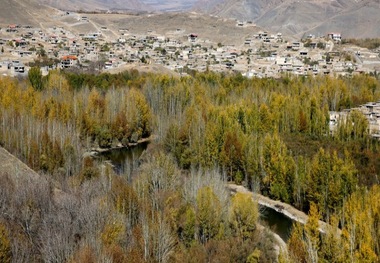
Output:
[
  {"left": 39, "top": 0, "right": 152, "bottom": 11},
  {"left": 0, "top": 0, "right": 54, "bottom": 26},
  {"left": 193, "top": 0, "right": 380, "bottom": 38},
  {"left": 140, "top": 0, "right": 197, "bottom": 11}
]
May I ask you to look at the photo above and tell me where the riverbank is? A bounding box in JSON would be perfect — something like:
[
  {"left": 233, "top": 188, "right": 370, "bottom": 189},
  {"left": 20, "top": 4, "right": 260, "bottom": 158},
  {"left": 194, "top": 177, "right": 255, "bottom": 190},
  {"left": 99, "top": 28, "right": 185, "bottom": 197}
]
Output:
[
  {"left": 256, "top": 223, "right": 288, "bottom": 259},
  {"left": 227, "top": 184, "right": 341, "bottom": 235},
  {"left": 84, "top": 136, "right": 154, "bottom": 158}
]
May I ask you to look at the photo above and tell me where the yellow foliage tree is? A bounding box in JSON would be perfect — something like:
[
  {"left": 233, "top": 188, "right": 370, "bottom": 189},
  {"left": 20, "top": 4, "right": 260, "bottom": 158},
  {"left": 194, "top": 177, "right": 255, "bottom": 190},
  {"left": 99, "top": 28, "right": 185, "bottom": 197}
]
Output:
[
  {"left": 0, "top": 223, "right": 11, "bottom": 263},
  {"left": 229, "top": 192, "right": 258, "bottom": 239},
  {"left": 101, "top": 220, "right": 126, "bottom": 247}
]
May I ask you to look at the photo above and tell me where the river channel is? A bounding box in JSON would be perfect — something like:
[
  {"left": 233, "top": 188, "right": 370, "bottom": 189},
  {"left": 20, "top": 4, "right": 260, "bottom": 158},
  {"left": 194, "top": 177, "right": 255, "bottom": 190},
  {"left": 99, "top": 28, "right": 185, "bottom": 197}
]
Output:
[
  {"left": 97, "top": 141, "right": 149, "bottom": 175},
  {"left": 259, "top": 205, "right": 293, "bottom": 241},
  {"left": 100, "top": 143, "right": 294, "bottom": 242}
]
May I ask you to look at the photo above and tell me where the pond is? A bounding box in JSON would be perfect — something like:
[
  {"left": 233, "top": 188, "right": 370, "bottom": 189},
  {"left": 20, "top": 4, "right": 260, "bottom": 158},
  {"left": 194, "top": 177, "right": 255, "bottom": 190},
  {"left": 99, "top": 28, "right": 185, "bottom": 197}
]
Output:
[
  {"left": 259, "top": 205, "right": 294, "bottom": 241},
  {"left": 97, "top": 141, "right": 149, "bottom": 176}
]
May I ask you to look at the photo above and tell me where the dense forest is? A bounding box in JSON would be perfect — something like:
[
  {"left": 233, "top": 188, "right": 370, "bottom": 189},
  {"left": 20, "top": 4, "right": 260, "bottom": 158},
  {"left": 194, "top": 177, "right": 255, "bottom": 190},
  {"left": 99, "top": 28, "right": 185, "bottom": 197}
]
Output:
[{"left": 1, "top": 68, "right": 380, "bottom": 262}]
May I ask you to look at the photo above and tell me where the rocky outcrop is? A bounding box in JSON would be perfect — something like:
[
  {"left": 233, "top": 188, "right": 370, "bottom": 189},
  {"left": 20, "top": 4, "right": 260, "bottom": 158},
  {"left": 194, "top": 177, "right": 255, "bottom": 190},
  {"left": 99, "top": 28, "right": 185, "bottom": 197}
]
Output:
[{"left": 227, "top": 183, "right": 341, "bottom": 235}]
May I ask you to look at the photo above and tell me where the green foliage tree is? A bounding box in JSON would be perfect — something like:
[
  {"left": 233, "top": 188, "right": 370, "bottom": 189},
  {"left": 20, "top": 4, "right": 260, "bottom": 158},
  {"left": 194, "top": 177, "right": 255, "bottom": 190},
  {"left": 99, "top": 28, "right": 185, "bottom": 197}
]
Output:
[
  {"left": 246, "top": 248, "right": 261, "bottom": 263},
  {"left": 196, "top": 187, "right": 222, "bottom": 244},
  {"left": 307, "top": 148, "right": 357, "bottom": 218},
  {"left": 262, "top": 133, "right": 295, "bottom": 203},
  {"left": 28, "top": 67, "right": 43, "bottom": 90},
  {"left": 220, "top": 130, "right": 244, "bottom": 183},
  {"left": 36, "top": 47, "right": 47, "bottom": 58},
  {"left": 177, "top": 205, "right": 196, "bottom": 247}
]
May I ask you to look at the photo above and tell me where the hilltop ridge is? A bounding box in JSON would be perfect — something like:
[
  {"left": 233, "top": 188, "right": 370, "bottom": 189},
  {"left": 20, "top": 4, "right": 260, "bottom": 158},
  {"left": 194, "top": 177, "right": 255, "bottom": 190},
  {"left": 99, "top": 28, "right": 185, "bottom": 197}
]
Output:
[{"left": 39, "top": 0, "right": 152, "bottom": 12}]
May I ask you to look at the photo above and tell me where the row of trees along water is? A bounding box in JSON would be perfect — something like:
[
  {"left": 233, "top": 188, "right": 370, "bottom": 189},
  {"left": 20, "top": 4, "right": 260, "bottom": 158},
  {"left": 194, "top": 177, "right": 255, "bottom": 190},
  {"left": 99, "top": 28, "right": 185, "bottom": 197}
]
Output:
[{"left": 0, "top": 67, "right": 380, "bottom": 262}]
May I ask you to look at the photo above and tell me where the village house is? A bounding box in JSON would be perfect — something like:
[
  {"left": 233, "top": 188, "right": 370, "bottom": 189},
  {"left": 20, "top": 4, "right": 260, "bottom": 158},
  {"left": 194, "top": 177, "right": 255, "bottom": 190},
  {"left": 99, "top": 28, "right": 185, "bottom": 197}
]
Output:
[
  {"left": 236, "top": 21, "right": 244, "bottom": 27},
  {"left": 258, "top": 31, "right": 268, "bottom": 40},
  {"left": 188, "top": 34, "right": 198, "bottom": 43},
  {"left": 6, "top": 24, "right": 18, "bottom": 33},
  {"left": 299, "top": 50, "right": 308, "bottom": 57},
  {"left": 7, "top": 60, "right": 25, "bottom": 74},
  {"left": 60, "top": 55, "right": 78, "bottom": 69},
  {"left": 292, "top": 42, "right": 301, "bottom": 51},
  {"left": 327, "top": 32, "right": 342, "bottom": 42}
]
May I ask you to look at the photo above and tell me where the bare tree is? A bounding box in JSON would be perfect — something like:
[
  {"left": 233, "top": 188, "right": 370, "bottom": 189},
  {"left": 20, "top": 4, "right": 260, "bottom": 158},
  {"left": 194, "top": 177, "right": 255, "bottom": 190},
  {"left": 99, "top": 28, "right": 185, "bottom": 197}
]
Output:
[{"left": 153, "top": 214, "right": 176, "bottom": 263}]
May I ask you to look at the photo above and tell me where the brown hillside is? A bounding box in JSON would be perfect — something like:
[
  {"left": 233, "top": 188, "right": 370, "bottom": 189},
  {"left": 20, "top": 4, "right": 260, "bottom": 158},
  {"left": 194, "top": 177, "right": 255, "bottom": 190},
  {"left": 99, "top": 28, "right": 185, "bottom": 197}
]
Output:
[
  {"left": 0, "top": 0, "right": 55, "bottom": 26},
  {"left": 193, "top": 0, "right": 380, "bottom": 38}
]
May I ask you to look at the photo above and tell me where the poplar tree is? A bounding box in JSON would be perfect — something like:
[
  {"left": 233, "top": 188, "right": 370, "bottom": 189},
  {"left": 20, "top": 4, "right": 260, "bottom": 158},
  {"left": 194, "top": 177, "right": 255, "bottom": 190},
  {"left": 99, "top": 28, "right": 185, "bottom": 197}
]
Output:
[{"left": 28, "top": 67, "right": 43, "bottom": 90}]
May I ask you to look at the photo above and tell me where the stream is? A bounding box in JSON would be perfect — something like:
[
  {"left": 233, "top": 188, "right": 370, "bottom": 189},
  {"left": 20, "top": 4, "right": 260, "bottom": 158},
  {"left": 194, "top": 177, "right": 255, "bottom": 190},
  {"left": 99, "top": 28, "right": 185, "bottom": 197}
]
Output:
[
  {"left": 259, "top": 205, "right": 293, "bottom": 242},
  {"left": 99, "top": 143, "right": 295, "bottom": 242},
  {"left": 97, "top": 141, "right": 149, "bottom": 175}
]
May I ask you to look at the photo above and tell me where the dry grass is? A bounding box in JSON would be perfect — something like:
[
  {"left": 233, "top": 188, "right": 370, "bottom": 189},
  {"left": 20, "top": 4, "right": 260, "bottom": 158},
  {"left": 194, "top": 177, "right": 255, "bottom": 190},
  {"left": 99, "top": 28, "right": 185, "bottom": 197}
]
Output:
[{"left": 0, "top": 146, "right": 40, "bottom": 180}]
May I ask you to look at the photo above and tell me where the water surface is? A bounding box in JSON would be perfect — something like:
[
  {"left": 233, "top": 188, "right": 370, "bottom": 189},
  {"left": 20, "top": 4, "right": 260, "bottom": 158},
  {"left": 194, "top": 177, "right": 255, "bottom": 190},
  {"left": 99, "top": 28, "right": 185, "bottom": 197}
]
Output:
[
  {"left": 98, "top": 141, "right": 149, "bottom": 175},
  {"left": 260, "top": 205, "right": 294, "bottom": 241}
]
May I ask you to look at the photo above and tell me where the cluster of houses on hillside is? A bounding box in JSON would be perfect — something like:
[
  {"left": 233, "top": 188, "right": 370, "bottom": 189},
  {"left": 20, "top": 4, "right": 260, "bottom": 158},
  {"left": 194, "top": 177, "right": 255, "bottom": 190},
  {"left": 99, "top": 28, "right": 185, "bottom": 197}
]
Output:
[{"left": 0, "top": 17, "right": 379, "bottom": 78}]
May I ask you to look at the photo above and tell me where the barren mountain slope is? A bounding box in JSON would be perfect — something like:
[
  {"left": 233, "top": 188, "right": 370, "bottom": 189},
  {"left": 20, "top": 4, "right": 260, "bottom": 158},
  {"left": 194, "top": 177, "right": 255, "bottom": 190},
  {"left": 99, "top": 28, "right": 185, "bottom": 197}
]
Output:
[
  {"left": 0, "top": 0, "right": 55, "bottom": 26},
  {"left": 39, "top": 0, "right": 152, "bottom": 11},
  {"left": 194, "top": 0, "right": 380, "bottom": 38},
  {"left": 304, "top": 0, "right": 380, "bottom": 38},
  {"left": 256, "top": 0, "right": 380, "bottom": 38},
  {"left": 140, "top": 0, "right": 197, "bottom": 11},
  {"left": 86, "top": 12, "right": 262, "bottom": 45},
  {"left": 193, "top": 0, "right": 275, "bottom": 20}
]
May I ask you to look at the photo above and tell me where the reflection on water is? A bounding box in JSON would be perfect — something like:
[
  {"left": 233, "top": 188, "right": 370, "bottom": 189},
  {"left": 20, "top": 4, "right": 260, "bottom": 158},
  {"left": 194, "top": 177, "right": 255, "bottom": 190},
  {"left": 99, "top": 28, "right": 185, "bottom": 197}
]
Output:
[
  {"left": 259, "top": 205, "right": 294, "bottom": 242},
  {"left": 97, "top": 142, "right": 149, "bottom": 176}
]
